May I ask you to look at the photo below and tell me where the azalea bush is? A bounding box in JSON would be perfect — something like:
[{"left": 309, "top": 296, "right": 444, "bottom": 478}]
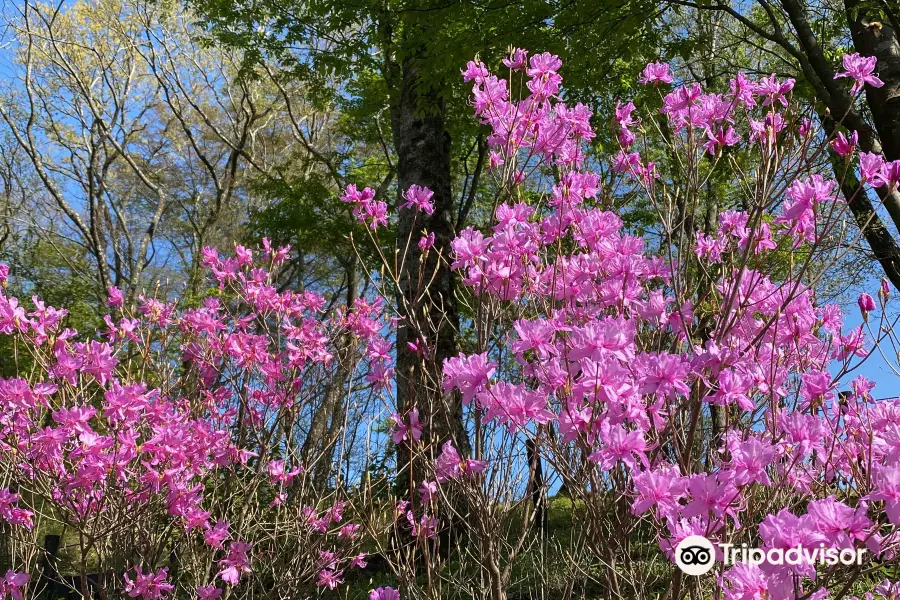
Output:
[
  {"left": 0, "top": 243, "right": 390, "bottom": 599},
  {"left": 341, "top": 49, "right": 900, "bottom": 600}
]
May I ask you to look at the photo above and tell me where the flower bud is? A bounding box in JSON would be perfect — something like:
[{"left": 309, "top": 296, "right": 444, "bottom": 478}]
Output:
[{"left": 858, "top": 292, "right": 876, "bottom": 320}]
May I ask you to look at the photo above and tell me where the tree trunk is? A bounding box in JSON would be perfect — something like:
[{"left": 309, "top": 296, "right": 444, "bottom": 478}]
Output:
[
  {"left": 388, "top": 48, "right": 469, "bottom": 499},
  {"left": 776, "top": 0, "right": 900, "bottom": 288},
  {"left": 846, "top": 0, "right": 900, "bottom": 160},
  {"left": 822, "top": 115, "right": 900, "bottom": 288}
]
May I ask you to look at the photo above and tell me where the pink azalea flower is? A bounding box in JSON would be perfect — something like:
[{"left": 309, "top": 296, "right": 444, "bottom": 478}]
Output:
[
  {"left": 860, "top": 152, "right": 885, "bottom": 184},
  {"left": 639, "top": 61, "right": 673, "bottom": 85},
  {"left": 868, "top": 466, "right": 900, "bottom": 524},
  {"left": 831, "top": 130, "right": 858, "bottom": 156},
  {"left": 203, "top": 520, "right": 229, "bottom": 549},
  {"left": 859, "top": 292, "right": 876, "bottom": 317},
  {"left": 390, "top": 408, "right": 423, "bottom": 444},
  {"left": 197, "top": 586, "right": 222, "bottom": 600},
  {"left": 401, "top": 185, "right": 435, "bottom": 214},
  {"left": 217, "top": 541, "right": 252, "bottom": 585},
  {"left": 369, "top": 586, "right": 400, "bottom": 600},
  {"left": 107, "top": 286, "right": 124, "bottom": 307},
  {"left": 316, "top": 569, "right": 343, "bottom": 590},
  {"left": 435, "top": 441, "right": 463, "bottom": 482},
  {"left": 418, "top": 232, "right": 435, "bottom": 251},
  {"left": 835, "top": 52, "right": 884, "bottom": 94},
  {"left": 728, "top": 437, "right": 775, "bottom": 486},
  {"left": 1, "top": 572, "right": 29, "bottom": 600},
  {"left": 124, "top": 567, "right": 175, "bottom": 600},
  {"left": 502, "top": 48, "right": 528, "bottom": 71},
  {"left": 631, "top": 466, "right": 685, "bottom": 518},
  {"left": 443, "top": 352, "right": 496, "bottom": 404},
  {"left": 589, "top": 422, "right": 649, "bottom": 470}
]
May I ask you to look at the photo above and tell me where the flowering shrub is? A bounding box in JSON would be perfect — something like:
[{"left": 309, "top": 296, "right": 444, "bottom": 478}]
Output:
[
  {"left": 0, "top": 241, "right": 389, "bottom": 598},
  {"left": 342, "top": 48, "right": 900, "bottom": 599}
]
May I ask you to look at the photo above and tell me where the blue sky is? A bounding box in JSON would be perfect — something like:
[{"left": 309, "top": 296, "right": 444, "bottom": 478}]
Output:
[{"left": 837, "top": 300, "right": 900, "bottom": 400}]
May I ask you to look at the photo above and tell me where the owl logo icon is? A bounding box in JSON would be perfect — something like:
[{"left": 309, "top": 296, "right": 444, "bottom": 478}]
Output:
[{"left": 675, "top": 535, "right": 716, "bottom": 576}]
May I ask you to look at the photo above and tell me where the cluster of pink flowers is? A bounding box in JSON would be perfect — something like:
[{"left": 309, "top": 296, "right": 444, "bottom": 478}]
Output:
[
  {"left": 428, "top": 49, "right": 898, "bottom": 599},
  {"left": 859, "top": 152, "right": 900, "bottom": 191},
  {"left": 0, "top": 239, "right": 386, "bottom": 599},
  {"left": 124, "top": 567, "right": 175, "bottom": 600},
  {"left": 462, "top": 51, "right": 594, "bottom": 175},
  {"left": 341, "top": 181, "right": 438, "bottom": 237},
  {"left": 341, "top": 184, "right": 388, "bottom": 230}
]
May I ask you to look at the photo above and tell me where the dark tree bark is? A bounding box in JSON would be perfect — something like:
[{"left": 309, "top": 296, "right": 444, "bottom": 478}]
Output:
[
  {"left": 822, "top": 115, "right": 900, "bottom": 289},
  {"left": 387, "top": 48, "right": 470, "bottom": 496},
  {"left": 525, "top": 439, "right": 548, "bottom": 535},
  {"left": 772, "top": 0, "right": 900, "bottom": 288},
  {"left": 374, "top": 5, "right": 468, "bottom": 510},
  {"left": 846, "top": 0, "right": 900, "bottom": 161}
]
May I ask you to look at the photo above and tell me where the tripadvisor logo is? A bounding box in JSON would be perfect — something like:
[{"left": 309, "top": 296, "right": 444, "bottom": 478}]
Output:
[
  {"left": 675, "top": 535, "right": 716, "bottom": 576},
  {"left": 674, "top": 535, "right": 868, "bottom": 576}
]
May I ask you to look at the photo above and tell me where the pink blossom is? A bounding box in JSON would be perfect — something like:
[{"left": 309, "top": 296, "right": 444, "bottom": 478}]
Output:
[
  {"left": 860, "top": 152, "right": 885, "bottom": 183},
  {"left": 266, "top": 460, "right": 302, "bottom": 485},
  {"left": 502, "top": 48, "right": 528, "bottom": 71},
  {"left": 0, "top": 295, "right": 27, "bottom": 334},
  {"left": 720, "top": 563, "right": 768, "bottom": 600},
  {"left": 435, "top": 441, "right": 463, "bottom": 482},
  {"left": 695, "top": 232, "right": 726, "bottom": 263},
  {"left": 859, "top": 292, "right": 876, "bottom": 318},
  {"left": 369, "top": 587, "right": 400, "bottom": 600},
  {"left": 868, "top": 466, "right": 900, "bottom": 524},
  {"left": 703, "top": 126, "right": 740, "bottom": 155},
  {"left": 614, "top": 100, "right": 637, "bottom": 129},
  {"left": 217, "top": 541, "right": 252, "bottom": 585},
  {"left": 316, "top": 569, "right": 343, "bottom": 590},
  {"left": 755, "top": 74, "right": 794, "bottom": 107},
  {"left": 442, "top": 353, "right": 496, "bottom": 404},
  {"left": 390, "top": 408, "right": 423, "bottom": 444},
  {"left": 1, "top": 572, "right": 29, "bottom": 600},
  {"left": 461, "top": 60, "right": 489, "bottom": 83},
  {"left": 876, "top": 160, "right": 900, "bottom": 191},
  {"left": 197, "top": 586, "right": 222, "bottom": 600},
  {"left": 525, "top": 52, "right": 562, "bottom": 99},
  {"left": 402, "top": 185, "right": 435, "bottom": 214},
  {"left": 800, "top": 370, "right": 835, "bottom": 409},
  {"left": 418, "top": 232, "right": 435, "bottom": 251},
  {"left": 204, "top": 520, "right": 229, "bottom": 549},
  {"left": 406, "top": 510, "right": 439, "bottom": 538},
  {"left": 589, "top": 422, "right": 649, "bottom": 470},
  {"left": 419, "top": 480, "right": 438, "bottom": 504},
  {"left": 639, "top": 62, "right": 673, "bottom": 85},
  {"left": 835, "top": 52, "right": 884, "bottom": 94},
  {"left": 341, "top": 184, "right": 388, "bottom": 230},
  {"left": 478, "top": 382, "right": 554, "bottom": 431},
  {"left": 728, "top": 437, "right": 775, "bottom": 486},
  {"left": 107, "top": 286, "right": 124, "bottom": 307},
  {"left": 124, "top": 567, "right": 174, "bottom": 600},
  {"left": 631, "top": 466, "right": 684, "bottom": 518},
  {"left": 350, "top": 553, "right": 368, "bottom": 569},
  {"left": 0, "top": 490, "right": 33, "bottom": 529},
  {"left": 831, "top": 130, "right": 858, "bottom": 156}
]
